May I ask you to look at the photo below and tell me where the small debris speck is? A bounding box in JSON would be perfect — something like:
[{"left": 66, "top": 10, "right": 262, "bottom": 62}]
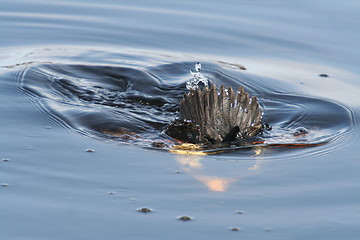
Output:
[
  {"left": 107, "top": 191, "right": 115, "bottom": 195},
  {"left": 265, "top": 228, "right": 272, "bottom": 232},
  {"left": 178, "top": 216, "right": 192, "bottom": 221},
  {"left": 235, "top": 210, "right": 244, "bottom": 214},
  {"left": 138, "top": 207, "right": 152, "bottom": 213},
  {"left": 230, "top": 227, "right": 241, "bottom": 231},
  {"left": 2, "top": 158, "right": 10, "bottom": 162},
  {"left": 86, "top": 149, "right": 95, "bottom": 152},
  {"left": 175, "top": 170, "right": 181, "bottom": 174},
  {"left": 319, "top": 74, "right": 329, "bottom": 78},
  {"left": 1, "top": 183, "right": 9, "bottom": 187}
]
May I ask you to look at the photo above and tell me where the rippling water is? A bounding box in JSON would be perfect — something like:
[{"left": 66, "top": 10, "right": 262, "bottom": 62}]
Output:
[
  {"left": 1, "top": 0, "right": 360, "bottom": 239},
  {"left": 15, "top": 49, "right": 354, "bottom": 157}
]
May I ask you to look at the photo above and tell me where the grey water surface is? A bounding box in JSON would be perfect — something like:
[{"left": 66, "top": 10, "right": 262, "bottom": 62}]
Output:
[{"left": 1, "top": 0, "right": 360, "bottom": 239}]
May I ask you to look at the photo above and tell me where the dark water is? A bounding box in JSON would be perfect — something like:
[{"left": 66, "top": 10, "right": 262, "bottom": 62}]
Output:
[
  {"left": 1, "top": 0, "right": 360, "bottom": 239},
  {"left": 17, "top": 53, "right": 353, "bottom": 156}
]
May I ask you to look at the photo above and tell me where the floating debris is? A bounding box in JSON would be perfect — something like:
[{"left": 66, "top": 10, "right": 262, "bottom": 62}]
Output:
[
  {"left": 2, "top": 158, "right": 10, "bottom": 162},
  {"left": 230, "top": 227, "right": 241, "bottom": 231},
  {"left": 319, "top": 74, "right": 329, "bottom": 78},
  {"left": 137, "top": 207, "right": 152, "bottom": 213},
  {"left": 85, "top": 149, "right": 95, "bottom": 152},
  {"left": 107, "top": 191, "right": 115, "bottom": 195},
  {"left": 1, "top": 183, "right": 9, "bottom": 187},
  {"left": 178, "top": 216, "right": 192, "bottom": 221},
  {"left": 175, "top": 170, "right": 182, "bottom": 174},
  {"left": 218, "top": 61, "right": 247, "bottom": 70},
  {"left": 235, "top": 210, "right": 244, "bottom": 214}
]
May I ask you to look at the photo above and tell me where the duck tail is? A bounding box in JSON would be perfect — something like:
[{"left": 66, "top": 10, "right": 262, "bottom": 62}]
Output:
[{"left": 179, "top": 84, "right": 263, "bottom": 143}]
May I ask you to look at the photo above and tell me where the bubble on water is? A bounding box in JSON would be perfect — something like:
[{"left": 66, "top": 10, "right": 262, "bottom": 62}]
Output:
[
  {"left": 186, "top": 62, "right": 209, "bottom": 90},
  {"left": 293, "top": 127, "right": 308, "bottom": 136}
]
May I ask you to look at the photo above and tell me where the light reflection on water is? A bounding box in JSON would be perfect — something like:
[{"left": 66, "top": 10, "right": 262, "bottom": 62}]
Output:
[
  {"left": 173, "top": 147, "right": 265, "bottom": 192},
  {"left": 1, "top": 0, "right": 360, "bottom": 239}
]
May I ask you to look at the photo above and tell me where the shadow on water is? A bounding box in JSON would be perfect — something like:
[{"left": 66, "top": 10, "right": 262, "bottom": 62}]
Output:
[{"left": 14, "top": 49, "right": 354, "bottom": 157}]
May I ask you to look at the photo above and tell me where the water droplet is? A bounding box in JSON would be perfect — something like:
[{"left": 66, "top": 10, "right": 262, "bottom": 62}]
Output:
[
  {"left": 186, "top": 62, "right": 209, "bottom": 90},
  {"left": 195, "top": 62, "right": 201, "bottom": 72}
]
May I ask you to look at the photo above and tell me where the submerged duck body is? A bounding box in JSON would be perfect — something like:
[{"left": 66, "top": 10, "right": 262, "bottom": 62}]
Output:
[{"left": 166, "top": 84, "right": 264, "bottom": 144}]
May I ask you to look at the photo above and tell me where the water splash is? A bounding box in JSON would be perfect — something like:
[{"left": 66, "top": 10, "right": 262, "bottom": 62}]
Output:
[{"left": 186, "top": 62, "right": 209, "bottom": 90}]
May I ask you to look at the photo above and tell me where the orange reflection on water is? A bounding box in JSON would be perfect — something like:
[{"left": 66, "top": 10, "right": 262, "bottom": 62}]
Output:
[
  {"left": 195, "top": 176, "right": 236, "bottom": 192},
  {"left": 173, "top": 147, "right": 264, "bottom": 192}
]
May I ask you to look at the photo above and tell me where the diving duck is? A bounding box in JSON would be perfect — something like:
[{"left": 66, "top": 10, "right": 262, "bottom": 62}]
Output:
[{"left": 166, "top": 83, "right": 264, "bottom": 144}]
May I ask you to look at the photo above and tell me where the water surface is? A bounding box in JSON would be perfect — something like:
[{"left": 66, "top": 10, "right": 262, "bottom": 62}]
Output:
[{"left": 1, "top": 0, "right": 360, "bottom": 239}]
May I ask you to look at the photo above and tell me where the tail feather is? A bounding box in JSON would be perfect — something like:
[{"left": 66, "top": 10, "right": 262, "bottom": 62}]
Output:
[{"left": 178, "top": 84, "right": 263, "bottom": 143}]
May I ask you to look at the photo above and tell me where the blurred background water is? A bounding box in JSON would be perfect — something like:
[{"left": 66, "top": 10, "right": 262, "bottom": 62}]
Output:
[{"left": 1, "top": 0, "right": 360, "bottom": 239}]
